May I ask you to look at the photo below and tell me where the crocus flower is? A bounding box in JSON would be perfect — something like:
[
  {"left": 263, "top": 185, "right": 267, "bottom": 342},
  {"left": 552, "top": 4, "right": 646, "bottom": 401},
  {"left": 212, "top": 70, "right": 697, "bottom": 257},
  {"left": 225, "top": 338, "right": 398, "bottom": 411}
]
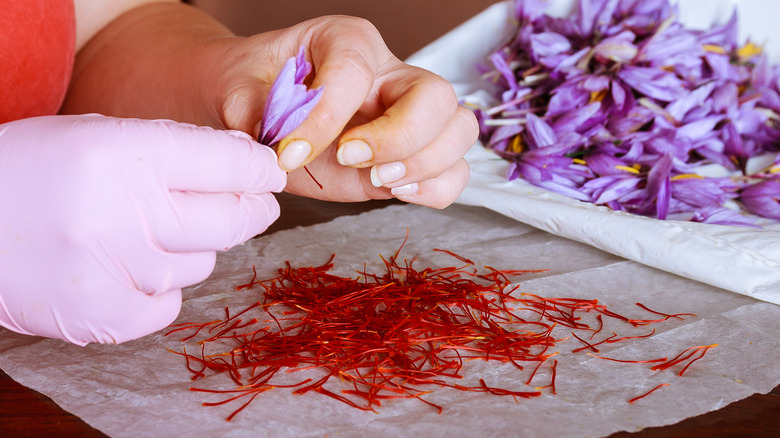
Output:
[
  {"left": 258, "top": 46, "right": 324, "bottom": 147},
  {"left": 473, "top": 0, "right": 780, "bottom": 225}
]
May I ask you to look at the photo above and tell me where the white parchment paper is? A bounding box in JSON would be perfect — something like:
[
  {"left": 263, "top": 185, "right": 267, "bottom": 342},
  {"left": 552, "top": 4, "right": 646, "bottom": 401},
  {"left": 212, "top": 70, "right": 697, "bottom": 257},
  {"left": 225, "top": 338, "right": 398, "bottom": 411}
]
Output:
[
  {"left": 406, "top": 0, "right": 780, "bottom": 304},
  {"left": 0, "top": 204, "right": 778, "bottom": 437}
]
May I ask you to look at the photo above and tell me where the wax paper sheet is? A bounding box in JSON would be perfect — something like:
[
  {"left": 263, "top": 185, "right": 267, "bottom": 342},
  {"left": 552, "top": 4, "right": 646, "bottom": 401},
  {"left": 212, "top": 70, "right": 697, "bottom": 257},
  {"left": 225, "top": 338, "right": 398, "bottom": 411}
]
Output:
[
  {"left": 406, "top": 0, "right": 780, "bottom": 305},
  {"left": 1, "top": 204, "right": 779, "bottom": 437}
]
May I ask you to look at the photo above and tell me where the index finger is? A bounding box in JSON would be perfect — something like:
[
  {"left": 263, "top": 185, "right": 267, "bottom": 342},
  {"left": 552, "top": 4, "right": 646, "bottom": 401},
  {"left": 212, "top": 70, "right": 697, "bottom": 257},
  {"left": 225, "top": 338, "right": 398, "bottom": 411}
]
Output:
[
  {"left": 117, "top": 117, "right": 288, "bottom": 194},
  {"left": 275, "top": 17, "right": 393, "bottom": 172}
]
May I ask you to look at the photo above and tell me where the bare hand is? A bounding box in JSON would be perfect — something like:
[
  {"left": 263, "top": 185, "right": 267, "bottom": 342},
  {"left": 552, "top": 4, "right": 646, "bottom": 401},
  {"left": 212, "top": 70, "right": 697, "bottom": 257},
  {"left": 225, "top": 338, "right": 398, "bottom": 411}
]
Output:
[{"left": 211, "top": 16, "right": 478, "bottom": 208}]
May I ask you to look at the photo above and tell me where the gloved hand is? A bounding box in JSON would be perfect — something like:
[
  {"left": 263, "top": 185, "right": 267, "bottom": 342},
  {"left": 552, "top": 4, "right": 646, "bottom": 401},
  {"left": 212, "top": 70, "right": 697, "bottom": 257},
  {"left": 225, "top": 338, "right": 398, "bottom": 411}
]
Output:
[{"left": 0, "top": 114, "right": 286, "bottom": 345}]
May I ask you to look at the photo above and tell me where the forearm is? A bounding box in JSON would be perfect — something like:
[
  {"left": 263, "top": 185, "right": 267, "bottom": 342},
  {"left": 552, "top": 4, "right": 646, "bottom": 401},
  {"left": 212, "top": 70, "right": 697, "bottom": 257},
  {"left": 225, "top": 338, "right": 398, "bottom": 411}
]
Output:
[{"left": 62, "top": 1, "right": 237, "bottom": 128}]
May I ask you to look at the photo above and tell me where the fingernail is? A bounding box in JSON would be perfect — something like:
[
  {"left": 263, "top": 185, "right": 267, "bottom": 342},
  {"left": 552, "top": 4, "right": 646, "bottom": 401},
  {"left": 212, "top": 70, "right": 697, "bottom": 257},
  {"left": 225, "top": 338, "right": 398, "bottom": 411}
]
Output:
[
  {"left": 278, "top": 140, "right": 311, "bottom": 171},
  {"left": 370, "top": 162, "right": 406, "bottom": 187},
  {"left": 391, "top": 183, "right": 419, "bottom": 196},
  {"left": 337, "top": 139, "right": 373, "bottom": 166}
]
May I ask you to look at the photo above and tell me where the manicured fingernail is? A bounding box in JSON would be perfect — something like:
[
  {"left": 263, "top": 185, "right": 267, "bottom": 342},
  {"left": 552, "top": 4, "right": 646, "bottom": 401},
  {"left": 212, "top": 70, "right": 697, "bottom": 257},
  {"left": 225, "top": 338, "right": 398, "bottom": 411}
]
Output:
[
  {"left": 391, "top": 183, "right": 419, "bottom": 196},
  {"left": 278, "top": 140, "right": 311, "bottom": 171},
  {"left": 337, "top": 139, "right": 373, "bottom": 166},
  {"left": 370, "top": 162, "right": 406, "bottom": 187}
]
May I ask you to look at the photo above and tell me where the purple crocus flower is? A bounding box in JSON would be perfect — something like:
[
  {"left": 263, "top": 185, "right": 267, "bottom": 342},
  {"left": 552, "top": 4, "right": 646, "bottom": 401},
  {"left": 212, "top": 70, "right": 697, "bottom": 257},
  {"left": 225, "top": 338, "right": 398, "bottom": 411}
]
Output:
[{"left": 258, "top": 46, "right": 324, "bottom": 147}]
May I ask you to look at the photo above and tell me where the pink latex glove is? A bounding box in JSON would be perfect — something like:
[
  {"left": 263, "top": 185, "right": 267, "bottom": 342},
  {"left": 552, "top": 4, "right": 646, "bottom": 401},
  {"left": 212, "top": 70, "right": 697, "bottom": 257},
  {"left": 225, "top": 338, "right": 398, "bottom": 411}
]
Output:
[{"left": 0, "top": 114, "right": 286, "bottom": 345}]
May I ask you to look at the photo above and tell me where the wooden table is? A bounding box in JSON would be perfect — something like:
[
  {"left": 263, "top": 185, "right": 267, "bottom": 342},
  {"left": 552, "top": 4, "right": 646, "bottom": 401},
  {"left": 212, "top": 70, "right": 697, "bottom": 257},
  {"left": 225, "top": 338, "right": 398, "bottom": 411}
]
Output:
[{"left": 1, "top": 193, "right": 778, "bottom": 437}]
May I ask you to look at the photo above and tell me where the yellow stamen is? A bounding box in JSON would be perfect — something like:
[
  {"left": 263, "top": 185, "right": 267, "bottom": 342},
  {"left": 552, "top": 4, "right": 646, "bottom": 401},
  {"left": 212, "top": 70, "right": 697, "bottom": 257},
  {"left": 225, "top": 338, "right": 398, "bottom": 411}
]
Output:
[
  {"left": 589, "top": 89, "right": 608, "bottom": 104},
  {"left": 572, "top": 158, "right": 587, "bottom": 165},
  {"left": 702, "top": 44, "right": 726, "bottom": 54},
  {"left": 737, "top": 42, "right": 762, "bottom": 59},
  {"left": 508, "top": 135, "right": 524, "bottom": 154},
  {"left": 770, "top": 165, "right": 780, "bottom": 174},
  {"left": 671, "top": 174, "right": 705, "bottom": 181},
  {"left": 615, "top": 165, "right": 640, "bottom": 174}
]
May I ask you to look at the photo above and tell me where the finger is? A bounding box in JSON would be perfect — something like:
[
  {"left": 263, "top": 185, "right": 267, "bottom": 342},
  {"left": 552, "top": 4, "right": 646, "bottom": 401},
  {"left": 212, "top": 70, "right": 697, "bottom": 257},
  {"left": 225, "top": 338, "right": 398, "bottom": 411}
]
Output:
[
  {"left": 337, "top": 69, "right": 460, "bottom": 168},
  {"left": 368, "top": 106, "right": 478, "bottom": 188},
  {"left": 97, "top": 117, "right": 287, "bottom": 194},
  {"left": 275, "top": 17, "right": 391, "bottom": 171},
  {"left": 222, "top": 83, "right": 269, "bottom": 136},
  {"left": 155, "top": 191, "right": 281, "bottom": 252},
  {"left": 157, "top": 123, "right": 287, "bottom": 194},
  {"left": 391, "top": 158, "right": 470, "bottom": 209},
  {"left": 103, "top": 243, "right": 217, "bottom": 295},
  {"left": 69, "top": 287, "right": 183, "bottom": 345}
]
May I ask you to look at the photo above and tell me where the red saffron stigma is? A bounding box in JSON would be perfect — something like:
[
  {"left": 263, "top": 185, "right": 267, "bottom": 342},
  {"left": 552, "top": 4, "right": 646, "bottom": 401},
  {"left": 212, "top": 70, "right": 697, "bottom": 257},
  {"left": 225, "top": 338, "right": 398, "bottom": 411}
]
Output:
[
  {"left": 628, "top": 383, "right": 670, "bottom": 404},
  {"left": 303, "top": 165, "right": 323, "bottom": 190},
  {"left": 166, "top": 241, "right": 714, "bottom": 420}
]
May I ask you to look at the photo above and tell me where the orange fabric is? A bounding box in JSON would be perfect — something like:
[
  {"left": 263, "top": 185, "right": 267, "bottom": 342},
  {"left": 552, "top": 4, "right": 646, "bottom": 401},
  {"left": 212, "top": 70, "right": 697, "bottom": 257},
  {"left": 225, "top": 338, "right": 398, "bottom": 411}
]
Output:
[{"left": 0, "top": 0, "right": 76, "bottom": 124}]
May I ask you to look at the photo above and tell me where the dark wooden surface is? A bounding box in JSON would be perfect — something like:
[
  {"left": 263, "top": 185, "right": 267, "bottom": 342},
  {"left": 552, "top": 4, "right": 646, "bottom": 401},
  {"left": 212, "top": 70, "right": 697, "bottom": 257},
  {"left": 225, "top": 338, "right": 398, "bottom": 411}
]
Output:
[{"left": 0, "top": 193, "right": 778, "bottom": 437}]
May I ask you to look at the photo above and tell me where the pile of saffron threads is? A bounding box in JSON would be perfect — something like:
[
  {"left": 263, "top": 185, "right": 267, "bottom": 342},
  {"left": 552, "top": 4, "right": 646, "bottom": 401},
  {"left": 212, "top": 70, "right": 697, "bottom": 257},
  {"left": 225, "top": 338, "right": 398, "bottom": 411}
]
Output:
[
  {"left": 474, "top": 0, "right": 780, "bottom": 225},
  {"left": 167, "top": 245, "right": 716, "bottom": 421}
]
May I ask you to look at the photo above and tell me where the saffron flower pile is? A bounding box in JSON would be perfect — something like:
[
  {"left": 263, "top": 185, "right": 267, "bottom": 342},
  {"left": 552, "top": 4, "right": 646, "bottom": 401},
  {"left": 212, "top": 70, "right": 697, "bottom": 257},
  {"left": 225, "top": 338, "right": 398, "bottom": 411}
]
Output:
[
  {"left": 475, "top": 0, "right": 780, "bottom": 225},
  {"left": 167, "top": 243, "right": 716, "bottom": 420}
]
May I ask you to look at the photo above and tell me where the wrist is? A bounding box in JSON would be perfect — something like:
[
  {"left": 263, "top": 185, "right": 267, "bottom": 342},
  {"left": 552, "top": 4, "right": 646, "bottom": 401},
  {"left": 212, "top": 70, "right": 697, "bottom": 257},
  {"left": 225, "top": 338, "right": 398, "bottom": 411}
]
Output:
[{"left": 62, "top": 2, "right": 237, "bottom": 126}]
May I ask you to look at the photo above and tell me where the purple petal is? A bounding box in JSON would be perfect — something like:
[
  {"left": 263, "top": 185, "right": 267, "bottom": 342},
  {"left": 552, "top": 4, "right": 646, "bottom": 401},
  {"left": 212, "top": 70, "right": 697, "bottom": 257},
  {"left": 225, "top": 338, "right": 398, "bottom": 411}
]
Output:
[
  {"left": 610, "top": 80, "right": 629, "bottom": 110},
  {"left": 676, "top": 116, "right": 725, "bottom": 141},
  {"left": 698, "top": 10, "right": 738, "bottom": 49},
  {"left": 490, "top": 51, "right": 518, "bottom": 91},
  {"left": 584, "top": 175, "right": 642, "bottom": 204},
  {"left": 264, "top": 88, "right": 323, "bottom": 146},
  {"left": 259, "top": 57, "right": 297, "bottom": 142},
  {"left": 515, "top": 0, "right": 549, "bottom": 23},
  {"left": 585, "top": 152, "right": 630, "bottom": 176},
  {"left": 546, "top": 81, "right": 590, "bottom": 117},
  {"left": 593, "top": 31, "right": 638, "bottom": 63},
  {"left": 530, "top": 32, "right": 572, "bottom": 60},
  {"left": 691, "top": 207, "right": 759, "bottom": 227},
  {"left": 552, "top": 101, "right": 602, "bottom": 133},
  {"left": 576, "top": 0, "right": 619, "bottom": 37},
  {"left": 645, "top": 153, "right": 674, "bottom": 219},
  {"left": 293, "top": 46, "right": 312, "bottom": 83},
  {"left": 671, "top": 176, "right": 738, "bottom": 209},
  {"left": 739, "top": 180, "right": 780, "bottom": 220},
  {"left": 642, "top": 29, "right": 702, "bottom": 68},
  {"left": 723, "top": 122, "right": 748, "bottom": 172},
  {"left": 526, "top": 113, "right": 557, "bottom": 148},
  {"left": 666, "top": 81, "right": 716, "bottom": 121},
  {"left": 617, "top": 66, "right": 687, "bottom": 102}
]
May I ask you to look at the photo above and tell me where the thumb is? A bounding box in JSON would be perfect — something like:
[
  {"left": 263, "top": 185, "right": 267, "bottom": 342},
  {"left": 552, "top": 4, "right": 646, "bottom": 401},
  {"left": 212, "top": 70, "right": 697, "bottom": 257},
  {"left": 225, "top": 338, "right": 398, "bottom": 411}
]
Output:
[{"left": 276, "top": 17, "right": 393, "bottom": 171}]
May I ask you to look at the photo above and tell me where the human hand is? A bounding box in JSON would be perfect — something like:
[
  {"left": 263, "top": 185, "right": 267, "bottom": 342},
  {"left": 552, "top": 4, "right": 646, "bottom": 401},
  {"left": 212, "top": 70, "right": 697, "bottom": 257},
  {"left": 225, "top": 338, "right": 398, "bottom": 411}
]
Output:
[
  {"left": 212, "top": 16, "right": 478, "bottom": 207},
  {"left": 0, "top": 114, "right": 286, "bottom": 345}
]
